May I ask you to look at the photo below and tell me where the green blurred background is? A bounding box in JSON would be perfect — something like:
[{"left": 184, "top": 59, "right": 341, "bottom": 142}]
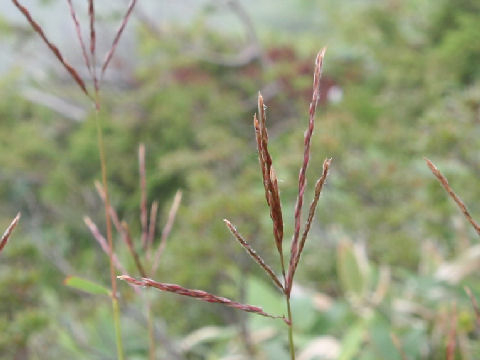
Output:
[{"left": 1, "top": 0, "right": 480, "bottom": 358}]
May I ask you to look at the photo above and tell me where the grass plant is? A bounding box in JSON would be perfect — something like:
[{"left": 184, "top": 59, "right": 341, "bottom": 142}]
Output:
[
  {"left": 11, "top": 1, "right": 139, "bottom": 358},
  {"left": 425, "top": 158, "right": 480, "bottom": 358},
  {"left": 119, "top": 48, "right": 331, "bottom": 359},
  {"left": 87, "top": 145, "right": 182, "bottom": 359},
  {"left": 10, "top": 1, "right": 478, "bottom": 358}
]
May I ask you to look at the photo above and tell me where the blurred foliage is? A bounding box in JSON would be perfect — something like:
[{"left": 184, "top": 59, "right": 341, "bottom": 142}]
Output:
[{"left": 1, "top": 0, "right": 480, "bottom": 358}]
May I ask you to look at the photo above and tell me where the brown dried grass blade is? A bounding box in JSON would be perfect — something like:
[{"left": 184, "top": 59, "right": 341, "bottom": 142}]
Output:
[
  {"left": 464, "top": 286, "right": 480, "bottom": 326},
  {"left": 118, "top": 275, "right": 287, "bottom": 323},
  {"left": 289, "top": 47, "right": 326, "bottom": 289},
  {"left": 425, "top": 158, "right": 480, "bottom": 236},
  {"left": 87, "top": 0, "right": 98, "bottom": 92},
  {"left": 84, "top": 216, "right": 127, "bottom": 274},
  {"left": 224, "top": 219, "right": 283, "bottom": 291},
  {"left": 121, "top": 221, "right": 147, "bottom": 278},
  {"left": 0, "top": 213, "right": 21, "bottom": 255},
  {"left": 287, "top": 158, "right": 331, "bottom": 294},
  {"left": 147, "top": 200, "right": 159, "bottom": 258},
  {"left": 255, "top": 94, "right": 284, "bottom": 255},
  {"left": 12, "top": 0, "right": 91, "bottom": 99},
  {"left": 151, "top": 190, "right": 182, "bottom": 273},
  {"left": 101, "top": 0, "right": 138, "bottom": 79},
  {"left": 66, "top": 0, "right": 91, "bottom": 72},
  {"left": 139, "top": 144, "right": 148, "bottom": 249}
]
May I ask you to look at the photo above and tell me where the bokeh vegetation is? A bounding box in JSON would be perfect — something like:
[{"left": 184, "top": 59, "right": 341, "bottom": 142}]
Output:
[{"left": 1, "top": 0, "right": 480, "bottom": 358}]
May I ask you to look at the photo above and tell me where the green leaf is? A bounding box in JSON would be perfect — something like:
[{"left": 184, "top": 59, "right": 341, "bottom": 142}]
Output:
[
  {"left": 246, "top": 276, "right": 285, "bottom": 329},
  {"left": 338, "top": 320, "right": 368, "bottom": 360},
  {"left": 337, "top": 240, "right": 365, "bottom": 297},
  {"left": 369, "top": 316, "right": 401, "bottom": 360},
  {"left": 64, "top": 276, "right": 111, "bottom": 296}
]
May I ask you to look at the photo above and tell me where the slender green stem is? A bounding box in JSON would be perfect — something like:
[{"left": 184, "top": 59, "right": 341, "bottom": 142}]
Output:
[
  {"left": 279, "top": 251, "right": 295, "bottom": 359},
  {"left": 146, "top": 296, "right": 155, "bottom": 360},
  {"left": 112, "top": 298, "right": 124, "bottom": 360},
  {"left": 94, "top": 102, "right": 124, "bottom": 360},
  {"left": 286, "top": 296, "right": 295, "bottom": 360}
]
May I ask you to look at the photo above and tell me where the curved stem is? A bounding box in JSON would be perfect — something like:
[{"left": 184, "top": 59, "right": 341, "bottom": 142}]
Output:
[{"left": 94, "top": 103, "right": 124, "bottom": 360}]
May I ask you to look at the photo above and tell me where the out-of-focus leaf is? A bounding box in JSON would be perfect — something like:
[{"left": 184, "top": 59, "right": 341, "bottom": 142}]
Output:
[
  {"left": 337, "top": 240, "right": 365, "bottom": 297},
  {"left": 291, "top": 295, "right": 317, "bottom": 332},
  {"left": 338, "top": 320, "right": 368, "bottom": 360},
  {"left": 263, "top": 338, "right": 290, "bottom": 360},
  {"left": 369, "top": 317, "right": 401, "bottom": 360},
  {"left": 402, "top": 326, "right": 428, "bottom": 359},
  {"left": 298, "top": 336, "right": 340, "bottom": 360},
  {"left": 64, "top": 276, "right": 110, "bottom": 296},
  {"left": 179, "top": 326, "right": 235, "bottom": 352},
  {"left": 435, "top": 244, "right": 480, "bottom": 283},
  {"left": 371, "top": 266, "right": 390, "bottom": 305},
  {"left": 247, "top": 276, "right": 284, "bottom": 327}
]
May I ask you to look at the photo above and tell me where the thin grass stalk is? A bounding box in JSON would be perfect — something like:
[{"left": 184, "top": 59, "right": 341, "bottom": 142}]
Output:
[
  {"left": 284, "top": 48, "right": 326, "bottom": 360},
  {"left": 12, "top": 1, "right": 125, "bottom": 354},
  {"left": 101, "top": 0, "right": 138, "bottom": 79},
  {"left": 152, "top": 190, "right": 182, "bottom": 273},
  {"left": 146, "top": 296, "right": 156, "bottom": 360},
  {"left": 287, "top": 158, "right": 331, "bottom": 293},
  {"left": 296, "top": 159, "right": 331, "bottom": 263},
  {"left": 286, "top": 297, "right": 295, "bottom": 360},
  {"left": 118, "top": 275, "right": 287, "bottom": 322},
  {"left": 94, "top": 181, "right": 123, "bottom": 234},
  {"left": 94, "top": 106, "right": 124, "bottom": 360},
  {"left": 464, "top": 286, "right": 480, "bottom": 326},
  {"left": 11, "top": 0, "right": 91, "bottom": 99},
  {"left": 287, "top": 47, "right": 326, "bottom": 296},
  {"left": 121, "top": 221, "right": 147, "bottom": 278},
  {"left": 87, "top": 0, "right": 98, "bottom": 92},
  {"left": 147, "top": 201, "right": 159, "bottom": 259},
  {"left": 139, "top": 144, "right": 148, "bottom": 249},
  {"left": 0, "top": 213, "right": 21, "bottom": 254},
  {"left": 88, "top": 0, "right": 95, "bottom": 56},
  {"left": 66, "top": 0, "right": 91, "bottom": 73},
  {"left": 98, "top": 143, "right": 156, "bottom": 359},
  {"left": 425, "top": 158, "right": 480, "bottom": 236},
  {"left": 224, "top": 219, "right": 283, "bottom": 291},
  {"left": 84, "top": 216, "right": 128, "bottom": 274},
  {"left": 390, "top": 333, "right": 408, "bottom": 360},
  {"left": 112, "top": 299, "right": 123, "bottom": 359},
  {"left": 84, "top": 216, "right": 141, "bottom": 293},
  {"left": 135, "top": 145, "right": 159, "bottom": 359},
  {"left": 446, "top": 304, "right": 457, "bottom": 360}
]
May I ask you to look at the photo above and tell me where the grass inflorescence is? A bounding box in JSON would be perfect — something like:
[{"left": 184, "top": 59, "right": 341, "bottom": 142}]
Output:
[
  {"left": 11, "top": 1, "right": 139, "bottom": 358},
  {"left": 119, "top": 48, "right": 331, "bottom": 360}
]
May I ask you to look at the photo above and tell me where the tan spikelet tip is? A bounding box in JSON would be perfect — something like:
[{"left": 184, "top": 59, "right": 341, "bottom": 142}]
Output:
[{"left": 0, "top": 212, "right": 21, "bottom": 254}]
